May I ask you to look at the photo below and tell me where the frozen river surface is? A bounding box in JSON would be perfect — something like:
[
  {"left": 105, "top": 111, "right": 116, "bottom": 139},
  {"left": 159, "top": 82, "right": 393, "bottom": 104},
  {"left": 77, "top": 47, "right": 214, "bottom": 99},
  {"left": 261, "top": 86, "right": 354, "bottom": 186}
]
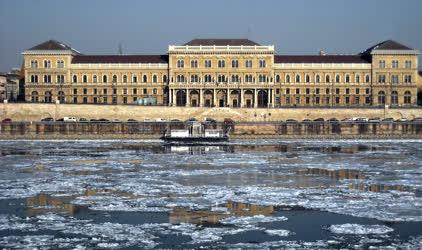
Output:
[{"left": 0, "top": 139, "right": 421, "bottom": 249}]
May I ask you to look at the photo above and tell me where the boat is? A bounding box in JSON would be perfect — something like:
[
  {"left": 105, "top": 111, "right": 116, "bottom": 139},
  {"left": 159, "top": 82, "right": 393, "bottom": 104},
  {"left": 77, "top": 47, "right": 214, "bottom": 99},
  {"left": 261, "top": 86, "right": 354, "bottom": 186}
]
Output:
[{"left": 161, "top": 121, "right": 229, "bottom": 143}]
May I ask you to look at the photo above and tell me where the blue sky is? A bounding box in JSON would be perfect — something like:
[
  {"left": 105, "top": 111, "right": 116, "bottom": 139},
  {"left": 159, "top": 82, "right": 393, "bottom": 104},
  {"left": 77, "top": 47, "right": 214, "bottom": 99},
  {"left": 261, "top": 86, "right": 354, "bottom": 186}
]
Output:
[{"left": 0, "top": 0, "right": 421, "bottom": 71}]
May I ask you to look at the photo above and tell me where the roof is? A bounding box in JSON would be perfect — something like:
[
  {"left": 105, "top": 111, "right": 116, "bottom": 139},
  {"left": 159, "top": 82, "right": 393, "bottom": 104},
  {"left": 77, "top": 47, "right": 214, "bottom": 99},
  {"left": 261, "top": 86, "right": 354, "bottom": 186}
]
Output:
[
  {"left": 184, "top": 39, "right": 260, "bottom": 46},
  {"left": 363, "top": 40, "right": 413, "bottom": 54},
  {"left": 72, "top": 55, "right": 169, "bottom": 64},
  {"left": 274, "top": 55, "right": 370, "bottom": 64},
  {"left": 28, "top": 40, "right": 77, "bottom": 51}
]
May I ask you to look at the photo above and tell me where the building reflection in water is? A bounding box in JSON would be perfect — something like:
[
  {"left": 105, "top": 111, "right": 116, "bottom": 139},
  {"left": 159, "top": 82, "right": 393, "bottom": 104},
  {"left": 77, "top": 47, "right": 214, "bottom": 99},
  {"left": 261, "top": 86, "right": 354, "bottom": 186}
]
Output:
[
  {"left": 169, "top": 201, "right": 274, "bottom": 225},
  {"left": 26, "top": 193, "right": 83, "bottom": 217},
  {"left": 296, "top": 168, "right": 366, "bottom": 180},
  {"left": 349, "top": 183, "right": 415, "bottom": 193},
  {"left": 166, "top": 145, "right": 230, "bottom": 154}
]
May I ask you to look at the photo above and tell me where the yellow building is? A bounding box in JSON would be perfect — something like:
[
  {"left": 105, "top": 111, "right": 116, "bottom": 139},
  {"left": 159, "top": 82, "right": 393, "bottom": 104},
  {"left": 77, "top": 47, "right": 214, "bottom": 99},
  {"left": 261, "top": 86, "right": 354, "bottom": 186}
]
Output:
[{"left": 22, "top": 39, "right": 420, "bottom": 107}]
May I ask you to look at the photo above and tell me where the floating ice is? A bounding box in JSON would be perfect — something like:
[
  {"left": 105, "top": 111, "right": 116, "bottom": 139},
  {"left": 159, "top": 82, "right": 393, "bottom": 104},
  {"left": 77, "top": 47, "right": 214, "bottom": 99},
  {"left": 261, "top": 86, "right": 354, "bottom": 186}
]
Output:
[
  {"left": 328, "top": 224, "right": 394, "bottom": 235},
  {"left": 265, "top": 229, "right": 292, "bottom": 237},
  {"left": 220, "top": 215, "right": 288, "bottom": 226}
]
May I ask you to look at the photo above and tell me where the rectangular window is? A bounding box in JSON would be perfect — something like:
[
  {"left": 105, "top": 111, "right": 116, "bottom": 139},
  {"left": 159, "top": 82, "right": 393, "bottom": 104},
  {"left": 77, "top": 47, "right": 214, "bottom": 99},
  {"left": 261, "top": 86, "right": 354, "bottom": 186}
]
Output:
[
  {"left": 392, "top": 75, "right": 399, "bottom": 84},
  {"left": 73, "top": 89, "right": 77, "bottom": 95},
  {"left": 286, "top": 88, "right": 290, "bottom": 95},
  {"left": 133, "top": 97, "right": 137, "bottom": 102},
  {"left": 205, "top": 60, "right": 212, "bottom": 68},
  {"left": 83, "top": 88, "right": 87, "bottom": 95},
  {"left": 123, "top": 88, "right": 127, "bottom": 95},
  {"left": 93, "top": 97, "right": 97, "bottom": 104},
  {"left": 276, "top": 88, "right": 280, "bottom": 94},
  {"left": 345, "top": 88, "right": 350, "bottom": 95},
  {"left": 379, "top": 60, "right": 385, "bottom": 68},
  {"left": 315, "top": 97, "right": 320, "bottom": 104},
  {"left": 286, "top": 96, "right": 290, "bottom": 104},
  {"left": 113, "top": 89, "right": 117, "bottom": 95},
  {"left": 103, "top": 97, "right": 107, "bottom": 104},
  {"left": 143, "top": 88, "right": 147, "bottom": 94},
  {"left": 306, "top": 88, "right": 310, "bottom": 95},
  {"left": 103, "top": 88, "right": 107, "bottom": 95},
  {"left": 392, "top": 60, "right": 399, "bottom": 68},
  {"left": 245, "top": 60, "right": 252, "bottom": 68},
  {"left": 326, "top": 88, "right": 330, "bottom": 95},
  {"left": 404, "top": 75, "right": 412, "bottom": 83},
  {"left": 295, "top": 88, "right": 300, "bottom": 94},
  {"left": 83, "top": 97, "right": 88, "bottom": 104},
  {"left": 355, "top": 96, "right": 360, "bottom": 104},
  {"left": 73, "top": 97, "right": 78, "bottom": 103},
  {"left": 366, "top": 88, "right": 370, "bottom": 95},
  {"left": 378, "top": 75, "right": 386, "bottom": 83},
  {"left": 345, "top": 96, "right": 350, "bottom": 104},
  {"left": 335, "top": 97, "right": 340, "bottom": 104},
  {"left": 123, "top": 97, "right": 127, "bottom": 104},
  {"left": 133, "top": 88, "right": 138, "bottom": 94},
  {"left": 335, "top": 88, "right": 340, "bottom": 95},
  {"left": 305, "top": 97, "right": 310, "bottom": 104},
  {"left": 326, "top": 97, "right": 330, "bottom": 104},
  {"left": 405, "top": 60, "right": 412, "bottom": 69},
  {"left": 44, "top": 75, "right": 51, "bottom": 83},
  {"left": 94, "top": 88, "right": 97, "bottom": 95},
  {"left": 316, "top": 88, "right": 320, "bottom": 94},
  {"left": 133, "top": 75, "right": 137, "bottom": 83},
  {"left": 259, "top": 59, "right": 266, "bottom": 68},
  {"left": 365, "top": 96, "right": 371, "bottom": 104},
  {"left": 153, "top": 88, "right": 157, "bottom": 94}
]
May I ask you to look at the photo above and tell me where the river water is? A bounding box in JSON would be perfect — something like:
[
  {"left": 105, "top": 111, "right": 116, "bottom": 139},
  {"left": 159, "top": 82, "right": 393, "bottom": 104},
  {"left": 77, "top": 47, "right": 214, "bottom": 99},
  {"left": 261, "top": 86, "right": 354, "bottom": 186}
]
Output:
[{"left": 0, "top": 139, "right": 421, "bottom": 249}]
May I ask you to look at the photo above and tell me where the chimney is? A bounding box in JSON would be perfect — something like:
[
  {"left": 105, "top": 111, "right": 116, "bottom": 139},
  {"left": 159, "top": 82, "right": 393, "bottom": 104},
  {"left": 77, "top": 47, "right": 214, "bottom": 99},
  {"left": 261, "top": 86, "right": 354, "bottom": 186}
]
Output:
[{"left": 319, "top": 49, "right": 326, "bottom": 56}]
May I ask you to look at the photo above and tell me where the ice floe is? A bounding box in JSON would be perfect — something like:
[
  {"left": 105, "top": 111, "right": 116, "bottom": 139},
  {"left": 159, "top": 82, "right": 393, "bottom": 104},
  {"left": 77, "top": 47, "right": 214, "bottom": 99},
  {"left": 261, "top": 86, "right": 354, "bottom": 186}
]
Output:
[{"left": 328, "top": 223, "right": 394, "bottom": 235}]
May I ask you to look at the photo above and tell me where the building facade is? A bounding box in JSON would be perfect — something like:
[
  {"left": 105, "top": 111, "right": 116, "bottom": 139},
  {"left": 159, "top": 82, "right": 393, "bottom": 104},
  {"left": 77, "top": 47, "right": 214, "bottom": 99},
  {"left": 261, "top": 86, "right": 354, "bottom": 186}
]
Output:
[{"left": 22, "top": 39, "right": 420, "bottom": 107}]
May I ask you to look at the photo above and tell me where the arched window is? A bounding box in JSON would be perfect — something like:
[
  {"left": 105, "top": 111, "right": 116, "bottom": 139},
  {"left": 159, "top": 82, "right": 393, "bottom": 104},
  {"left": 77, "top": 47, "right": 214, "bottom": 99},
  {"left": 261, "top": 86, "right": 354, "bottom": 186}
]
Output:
[
  {"left": 218, "top": 75, "right": 226, "bottom": 83},
  {"left": 73, "top": 75, "right": 77, "bottom": 83},
  {"left": 123, "top": 75, "right": 128, "bottom": 83},
  {"left": 112, "top": 75, "right": 117, "bottom": 83},
  {"left": 31, "top": 60, "right": 38, "bottom": 69},
  {"left": 44, "top": 60, "right": 51, "bottom": 68},
  {"left": 326, "top": 75, "right": 330, "bottom": 83},
  {"left": 305, "top": 75, "right": 310, "bottom": 83},
  {"left": 365, "top": 75, "right": 370, "bottom": 83},
  {"left": 57, "top": 60, "right": 64, "bottom": 68},
  {"left": 31, "top": 91, "right": 39, "bottom": 102},
  {"left": 44, "top": 91, "right": 52, "bottom": 103},
  {"left": 204, "top": 74, "right": 212, "bottom": 83},
  {"left": 295, "top": 75, "right": 300, "bottom": 83},
  {"left": 163, "top": 75, "right": 167, "bottom": 83},
  {"left": 286, "top": 75, "right": 291, "bottom": 83},
  {"left": 93, "top": 75, "right": 98, "bottom": 83},
  {"left": 132, "top": 75, "right": 138, "bottom": 83},
  {"left": 258, "top": 75, "right": 266, "bottom": 83},
  {"left": 259, "top": 59, "right": 266, "bottom": 68},
  {"left": 191, "top": 60, "right": 198, "bottom": 68},
  {"left": 378, "top": 91, "right": 385, "bottom": 105},
  {"left": 316, "top": 75, "right": 320, "bottom": 83},
  {"left": 345, "top": 75, "right": 350, "bottom": 83},
  {"left": 177, "top": 59, "right": 184, "bottom": 68},
  {"left": 177, "top": 75, "right": 185, "bottom": 83},
  {"left": 31, "top": 75, "right": 38, "bottom": 83},
  {"left": 103, "top": 75, "right": 107, "bottom": 83},
  {"left": 232, "top": 60, "right": 239, "bottom": 68},
  {"left": 231, "top": 75, "right": 239, "bottom": 83},
  {"left": 143, "top": 75, "right": 147, "bottom": 83},
  {"left": 391, "top": 91, "right": 398, "bottom": 105},
  {"left": 83, "top": 75, "right": 88, "bottom": 83},
  {"left": 191, "top": 75, "right": 198, "bottom": 83},
  {"left": 152, "top": 75, "right": 157, "bottom": 83},
  {"left": 218, "top": 60, "right": 225, "bottom": 68},
  {"left": 335, "top": 75, "right": 340, "bottom": 83},
  {"left": 356, "top": 75, "right": 360, "bottom": 83},
  {"left": 275, "top": 75, "right": 280, "bottom": 83},
  {"left": 404, "top": 91, "right": 412, "bottom": 104}
]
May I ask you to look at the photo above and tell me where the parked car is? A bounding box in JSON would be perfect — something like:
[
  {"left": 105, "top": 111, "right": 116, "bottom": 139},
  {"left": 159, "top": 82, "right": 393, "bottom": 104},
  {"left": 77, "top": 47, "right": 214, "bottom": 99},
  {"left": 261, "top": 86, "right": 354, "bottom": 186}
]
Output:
[
  {"left": 205, "top": 117, "right": 217, "bottom": 123},
  {"left": 156, "top": 118, "right": 166, "bottom": 122},
  {"left": 170, "top": 119, "right": 181, "bottom": 122},
  {"left": 79, "top": 118, "right": 88, "bottom": 122},
  {"left": 63, "top": 117, "right": 77, "bottom": 122},
  {"left": 90, "top": 119, "right": 99, "bottom": 122},
  {"left": 327, "top": 118, "right": 339, "bottom": 123},
  {"left": 302, "top": 119, "right": 312, "bottom": 123},
  {"left": 286, "top": 119, "right": 298, "bottom": 123},
  {"left": 354, "top": 118, "right": 369, "bottom": 122},
  {"left": 412, "top": 117, "right": 422, "bottom": 122},
  {"left": 127, "top": 119, "right": 138, "bottom": 123},
  {"left": 111, "top": 119, "right": 121, "bottom": 123},
  {"left": 396, "top": 118, "right": 408, "bottom": 122},
  {"left": 223, "top": 118, "right": 234, "bottom": 124},
  {"left": 98, "top": 118, "right": 109, "bottom": 122},
  {"left": 313, "top": 118, "right": 324, "bottom": 122},
  {"left": 1, "top": 118, "right": 12, "bottom": 123},
  {"left": 382, "top": 118, "right": 394, "bottom": 123},
  {"left": 341, "top": 118, "right": 353, "bottom": 122},
  {"left": 143, "top": 118, "right": 152, "bottom": 122},
  {"left": 187, "top": 117, "right": 198, "bottom": 122},
  {"left": 368, "top": 117, "right": 381, "bottom": 123},
  {"left": 56, "top": 118, "right": 64, "bottom": 122},
  {"left": 41, "top": 117, "right": 54, "bottom": 122}
]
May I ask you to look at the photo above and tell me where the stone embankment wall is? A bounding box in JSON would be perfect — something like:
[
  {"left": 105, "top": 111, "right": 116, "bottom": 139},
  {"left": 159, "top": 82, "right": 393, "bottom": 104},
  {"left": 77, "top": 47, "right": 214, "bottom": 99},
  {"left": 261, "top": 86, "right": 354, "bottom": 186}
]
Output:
[
  {"left": 0, "top": 121, "right": 421, "bottom": 139},
  {"left": 1, "top": 103, "right": 422, "bottom": 122}
]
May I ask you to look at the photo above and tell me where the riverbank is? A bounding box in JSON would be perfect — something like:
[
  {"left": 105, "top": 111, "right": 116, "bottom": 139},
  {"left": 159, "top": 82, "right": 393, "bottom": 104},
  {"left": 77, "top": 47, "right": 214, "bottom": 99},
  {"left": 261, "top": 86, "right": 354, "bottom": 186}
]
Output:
[{"left": 1, "top": 103, "right": 422, "bottom": 122}]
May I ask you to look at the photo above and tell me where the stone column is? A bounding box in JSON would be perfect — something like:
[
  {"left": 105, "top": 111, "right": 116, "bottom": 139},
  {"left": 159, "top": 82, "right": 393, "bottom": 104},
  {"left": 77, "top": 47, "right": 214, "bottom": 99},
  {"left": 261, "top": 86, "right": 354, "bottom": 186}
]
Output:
[
  {"left": 268, "top": 89, "right": 271, "bottom": 108},
  {"left": 227, "top": 89, "right": 230, "bottom": 107},
  {"left": 240, "top": 89, "right": 244, "bottom": 108},
  {"left": 199, "top": 89, "right": 203, "bottom": 107},
  {"left": 186, "top": 89, "right": 190, "bottom": 107},
  {"left": 272, "top": 88, "right": 275, "bottom": 108},
  {"left": 254, "top": 89, "right": 258, "bottom": 108},
  {"left": 172, "top": 89, "right": 176, "bottom": 106},
  {"left": 213, "top": 89, "right": 217, "bottom": 107},
  {"left": 168, "top": 88, "right": 172, "bottom": 106}
]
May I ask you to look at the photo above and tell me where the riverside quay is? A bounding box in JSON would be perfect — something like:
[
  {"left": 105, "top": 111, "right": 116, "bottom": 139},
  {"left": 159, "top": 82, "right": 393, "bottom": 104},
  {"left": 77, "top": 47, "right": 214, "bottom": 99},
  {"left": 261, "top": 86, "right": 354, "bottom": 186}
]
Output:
[{"left": 23, "top": 39, "right": 421, "bottom": 107}]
